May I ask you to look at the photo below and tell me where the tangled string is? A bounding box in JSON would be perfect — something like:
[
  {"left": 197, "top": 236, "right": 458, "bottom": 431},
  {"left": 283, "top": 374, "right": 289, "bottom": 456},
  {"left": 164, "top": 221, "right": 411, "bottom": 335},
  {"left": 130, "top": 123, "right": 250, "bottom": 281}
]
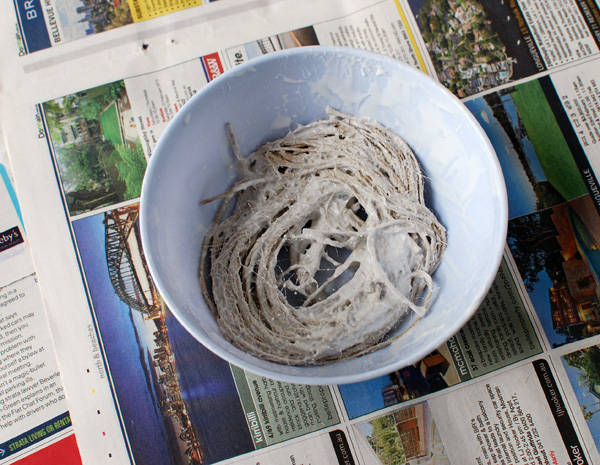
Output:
[{"left": 200, "top": 110, "right": 446, "bottom": 365}]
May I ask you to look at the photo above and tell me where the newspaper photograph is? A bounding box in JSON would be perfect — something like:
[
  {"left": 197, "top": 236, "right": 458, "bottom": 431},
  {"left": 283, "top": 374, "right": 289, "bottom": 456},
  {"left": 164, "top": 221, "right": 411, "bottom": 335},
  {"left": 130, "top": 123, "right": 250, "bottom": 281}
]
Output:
[
  {"left": 352, "top": 402, "right": 451, "bottom": 465},
  {"left": 507, "top": 194, "right": 600, "bottom": 348},
  {"left": 41, "top": 82, "right": 147, "bottom": 216},
  {"left": 562, "top": 343, "right": 600, "bottom": 459},
  {"left": 464, "top": 74, "right": 596, "bottom": 219}
]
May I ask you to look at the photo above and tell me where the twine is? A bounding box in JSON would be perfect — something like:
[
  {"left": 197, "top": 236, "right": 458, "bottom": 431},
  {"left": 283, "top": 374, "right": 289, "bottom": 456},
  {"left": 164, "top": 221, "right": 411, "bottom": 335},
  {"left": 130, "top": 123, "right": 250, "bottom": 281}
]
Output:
[{"left": 200, "top": 109, "right": 446, "bottom": 365}]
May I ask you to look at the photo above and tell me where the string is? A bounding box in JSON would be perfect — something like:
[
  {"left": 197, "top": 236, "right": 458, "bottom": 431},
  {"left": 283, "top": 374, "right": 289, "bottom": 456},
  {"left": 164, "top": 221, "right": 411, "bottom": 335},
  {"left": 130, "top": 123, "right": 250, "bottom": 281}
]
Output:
[{"left": 200, "top": 109, "right": 446, "bottom": 365}]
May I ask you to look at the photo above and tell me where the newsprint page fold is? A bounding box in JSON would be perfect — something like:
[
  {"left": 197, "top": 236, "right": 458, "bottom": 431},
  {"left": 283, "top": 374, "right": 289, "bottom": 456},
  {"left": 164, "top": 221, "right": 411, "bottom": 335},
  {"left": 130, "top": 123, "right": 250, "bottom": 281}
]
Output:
[{"left": 1, "top": 0, "right": 600, "bottom": 464}]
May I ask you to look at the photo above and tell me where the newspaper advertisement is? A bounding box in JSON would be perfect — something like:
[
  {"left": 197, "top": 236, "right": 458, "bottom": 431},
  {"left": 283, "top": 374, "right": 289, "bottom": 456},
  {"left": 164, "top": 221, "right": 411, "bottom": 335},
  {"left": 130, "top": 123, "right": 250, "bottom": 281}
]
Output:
[
  {"left": 12, "top": 0, "right": 223, "bottom": 55},
  {"left": 2, "top": 0, "right": 600, "bottom": 464},
  {"left": 424, "top": 360, "right": 586, "bottom": 465},
  {"left": 0, "top": 172, "right": 80, "bottom": 463}
]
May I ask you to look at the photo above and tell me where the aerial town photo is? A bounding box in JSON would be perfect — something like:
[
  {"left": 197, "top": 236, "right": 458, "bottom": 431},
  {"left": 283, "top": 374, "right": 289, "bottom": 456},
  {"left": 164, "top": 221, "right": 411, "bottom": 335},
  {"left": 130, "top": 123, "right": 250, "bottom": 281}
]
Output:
[{"left": 407, "top": 0, "right": 542, "bottom": 96}]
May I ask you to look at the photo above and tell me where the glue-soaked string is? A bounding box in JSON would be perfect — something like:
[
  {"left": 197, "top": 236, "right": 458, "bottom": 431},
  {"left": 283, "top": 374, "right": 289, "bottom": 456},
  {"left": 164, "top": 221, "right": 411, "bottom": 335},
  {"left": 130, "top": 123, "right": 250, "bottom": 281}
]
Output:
[{"left": 200, "top": 109, "right": 446, "bottom": 365}]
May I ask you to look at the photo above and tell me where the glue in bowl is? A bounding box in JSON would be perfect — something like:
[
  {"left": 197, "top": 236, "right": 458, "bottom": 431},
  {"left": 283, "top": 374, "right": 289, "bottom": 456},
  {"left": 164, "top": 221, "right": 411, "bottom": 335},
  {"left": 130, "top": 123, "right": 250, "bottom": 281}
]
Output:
[{"left": 140, "top": 46, "right": 507, "bottom": 385}]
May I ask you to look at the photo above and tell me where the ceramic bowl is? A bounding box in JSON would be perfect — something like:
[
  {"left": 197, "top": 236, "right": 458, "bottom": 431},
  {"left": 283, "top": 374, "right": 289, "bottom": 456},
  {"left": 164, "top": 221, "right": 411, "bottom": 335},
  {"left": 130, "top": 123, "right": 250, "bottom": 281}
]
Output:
[{"left": 140, "top": 46, "right": 507, "bottom": 385}]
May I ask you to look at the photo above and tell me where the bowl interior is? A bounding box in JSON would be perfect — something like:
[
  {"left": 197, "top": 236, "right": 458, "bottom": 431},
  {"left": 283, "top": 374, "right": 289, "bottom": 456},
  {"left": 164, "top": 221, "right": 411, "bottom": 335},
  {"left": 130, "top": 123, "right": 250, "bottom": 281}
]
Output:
[{"left": 140, "top": 47, "right": 507, "bottom": 385}]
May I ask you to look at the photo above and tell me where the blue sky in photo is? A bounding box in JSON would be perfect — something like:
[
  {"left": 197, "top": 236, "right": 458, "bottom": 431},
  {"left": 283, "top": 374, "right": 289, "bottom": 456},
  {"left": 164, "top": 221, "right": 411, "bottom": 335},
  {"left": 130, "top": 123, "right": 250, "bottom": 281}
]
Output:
[
  {"left": 562, "top": 356, "right": 600, "bottom": 448},
  {"left": 338, "top": 374, "right": 393, "bottom": 419}
]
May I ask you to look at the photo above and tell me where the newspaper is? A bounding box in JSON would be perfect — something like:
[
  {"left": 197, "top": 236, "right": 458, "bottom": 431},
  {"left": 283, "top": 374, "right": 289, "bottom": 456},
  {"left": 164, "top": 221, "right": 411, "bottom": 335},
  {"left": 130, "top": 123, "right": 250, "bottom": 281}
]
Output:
[
  {"left": 1, "top": 0, "right": 600, "bottom": 464},
  {"left": 0, "top": 162, "right": 79, "bottom": 462}
]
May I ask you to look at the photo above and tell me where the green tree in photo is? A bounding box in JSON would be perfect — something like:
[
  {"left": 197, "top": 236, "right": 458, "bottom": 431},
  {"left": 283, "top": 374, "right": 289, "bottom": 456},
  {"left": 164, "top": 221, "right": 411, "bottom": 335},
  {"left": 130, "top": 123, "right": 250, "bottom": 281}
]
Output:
[
  {"left": 42, "top": 101, "right": 67, "bottom": 142},
  {"left": 564, "top": 346, "right": 600, "bottom": 386},
  {"left": 58, "top": 141, "right": 114, "bottom": 187},
  {"left": 43, "top": 100, "right": 64, "bottom": 120},
  {"left": 438, "top": 0, "right": 449, "bottom": 15},
  {"left": 455, "top": 43, "right": 470, "bottom": 58},
  {"left": 368, "top": 415, "right": 406, "bottom": 465},
  {"left": 43, "top": 80, "right": 137, "bottom": 216},
  {"left": 103, "top": 81, "right": 125, "bottom": 102},
  {"left": 421, "top": 28, "right": 433, "bottom": 43},
  {"left": 472, "top": 19, "right": 486, "bottom": 31},
  {"left": 564, "top": 346, "right": 600, "bottom": 421},
  {"left": 507, "top": 210, "right": 563, "bottom": 291},
  {"left": 533, "top": 181, "right": 566, "bottom": 210},
  {"left": 582, "top": 404, "right": 600, "bottom": 420},
  {"left": 79, "top": 99, "right": 106, "bottom": 120},
  {"left": 66, "top": 81, "right": 126, "bottom": 121},
  {"left": 105, "top": 2, "right": 133, "bottom": 30},
  {"left": 60, "top": 95, "right": 78, "bottom": 117},
  {"left": 429, "top": 14, "right": 441, "bottom": 32},
  {"left": 114, "top": 142, "right": 147, "bottom": 198},
  {"left": 479, "top": 49, "right": 494, "bottom": 62}
]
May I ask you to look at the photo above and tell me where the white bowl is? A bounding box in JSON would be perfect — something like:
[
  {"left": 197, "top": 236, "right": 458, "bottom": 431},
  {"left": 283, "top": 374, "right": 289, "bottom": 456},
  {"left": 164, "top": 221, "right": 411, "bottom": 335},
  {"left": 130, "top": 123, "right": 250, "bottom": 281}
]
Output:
[{"left": 140, "top": 46, "right": 507, "bottom": 385}]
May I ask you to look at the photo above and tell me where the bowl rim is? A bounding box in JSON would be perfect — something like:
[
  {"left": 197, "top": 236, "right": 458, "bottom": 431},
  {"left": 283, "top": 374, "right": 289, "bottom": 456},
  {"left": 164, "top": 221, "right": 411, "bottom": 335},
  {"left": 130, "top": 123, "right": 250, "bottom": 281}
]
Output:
[{"left": 140, "top": 45, "right": 508, "bottom": 385}]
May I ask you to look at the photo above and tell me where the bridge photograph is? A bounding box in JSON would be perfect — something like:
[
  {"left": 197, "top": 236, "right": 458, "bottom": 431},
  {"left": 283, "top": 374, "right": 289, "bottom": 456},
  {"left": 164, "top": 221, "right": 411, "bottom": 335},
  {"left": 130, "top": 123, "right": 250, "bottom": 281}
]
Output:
[{"left": 71, "top": 203, "right": 254, "bottom": 465}]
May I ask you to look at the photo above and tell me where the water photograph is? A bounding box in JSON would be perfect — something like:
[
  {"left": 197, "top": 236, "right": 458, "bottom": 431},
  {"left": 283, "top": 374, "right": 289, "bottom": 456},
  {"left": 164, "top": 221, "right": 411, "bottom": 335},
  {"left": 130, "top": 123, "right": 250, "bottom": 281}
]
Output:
[
  {"left": 71, "top": 205, "right": 255, "bottom": 465},
  {"left": 466, "top": 78, "right": 587, "bottom": 219}
]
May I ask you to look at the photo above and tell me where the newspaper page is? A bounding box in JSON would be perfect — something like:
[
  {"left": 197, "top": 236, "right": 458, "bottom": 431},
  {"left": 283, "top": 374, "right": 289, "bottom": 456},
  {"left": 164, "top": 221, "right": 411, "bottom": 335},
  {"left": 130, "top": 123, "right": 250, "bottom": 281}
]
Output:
[
  {"left": 0, "top": 167, "right": 81, "bottom": 463},
  {"left": 2, "top": 0, "right": 600, "bottom": 464}
]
